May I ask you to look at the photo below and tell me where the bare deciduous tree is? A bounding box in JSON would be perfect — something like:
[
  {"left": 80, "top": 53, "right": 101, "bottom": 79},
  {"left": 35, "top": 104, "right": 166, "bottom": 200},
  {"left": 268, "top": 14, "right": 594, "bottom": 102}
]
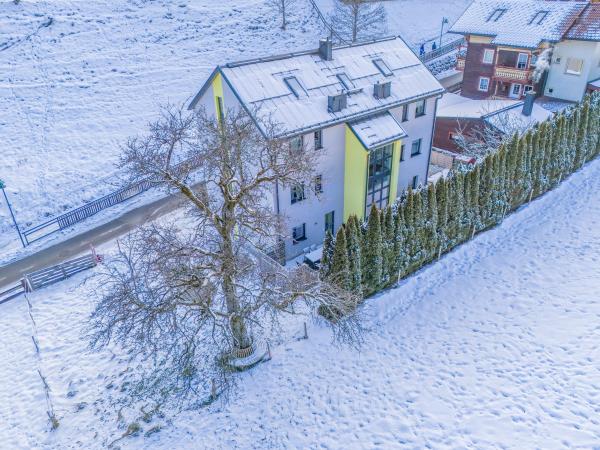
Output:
[
  {"left": 329, "top": 0, "right": 387, "bottom": 43},
  {"left": 267, "top": 0, "right": 297, "bottom": 30},
  {"left": 88, "top": 105, "right": 362, "bottom": 410}
]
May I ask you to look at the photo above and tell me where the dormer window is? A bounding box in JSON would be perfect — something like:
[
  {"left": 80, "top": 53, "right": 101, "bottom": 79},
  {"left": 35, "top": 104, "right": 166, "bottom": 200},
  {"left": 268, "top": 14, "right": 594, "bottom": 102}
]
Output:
[
  {"left": 336, "top": 73, "right": 354, "bottom": 90},
  {"left": 372, "top": 58, "right": 393, "bottom": 77},
  {"left": 487, "top": 8, "right": 506, "bottom": 22},
  {"left": 529, "top": 11, "right": 548, "bottom": 25},
  {"left": 284, "top": 76, "right": 307, "bottom": 98}
]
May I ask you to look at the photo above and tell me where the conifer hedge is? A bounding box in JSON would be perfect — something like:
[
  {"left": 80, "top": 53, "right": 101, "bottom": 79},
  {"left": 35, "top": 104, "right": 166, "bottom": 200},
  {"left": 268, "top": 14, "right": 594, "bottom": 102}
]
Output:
[{"left": 321, "top": 93, "right": 600, "bottom": 299}]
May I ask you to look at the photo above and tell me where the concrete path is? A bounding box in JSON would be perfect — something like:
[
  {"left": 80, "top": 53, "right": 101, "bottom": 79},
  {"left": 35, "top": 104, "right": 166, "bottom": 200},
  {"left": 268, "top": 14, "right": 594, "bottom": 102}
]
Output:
[{"left": 0, "top": 191, "right": 185, "bottom": 290}]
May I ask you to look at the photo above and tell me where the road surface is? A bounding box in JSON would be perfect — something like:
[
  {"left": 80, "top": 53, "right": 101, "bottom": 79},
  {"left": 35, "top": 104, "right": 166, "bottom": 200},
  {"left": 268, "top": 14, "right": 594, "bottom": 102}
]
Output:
[{"left": 0, "top": 191, "right": 186, "bottom": 290}]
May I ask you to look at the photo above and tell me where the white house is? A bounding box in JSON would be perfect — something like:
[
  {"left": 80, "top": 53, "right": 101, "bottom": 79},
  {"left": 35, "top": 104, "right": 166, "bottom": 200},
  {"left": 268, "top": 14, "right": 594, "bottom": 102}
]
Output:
[
  {"left": 189, "top": 37, "right": 444, "bottom": 260},
  {"left": 543, "top": 2, "right": 600, "bottom": 102}
]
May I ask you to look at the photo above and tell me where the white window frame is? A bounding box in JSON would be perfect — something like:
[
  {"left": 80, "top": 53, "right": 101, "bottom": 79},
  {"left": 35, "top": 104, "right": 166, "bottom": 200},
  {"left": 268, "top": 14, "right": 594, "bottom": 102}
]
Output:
[
  {"left": 524, "top": 85, "right": 534, "bottom": 94},
  {"left": 290, "top": 135, "right": 304, "bottom": 152},
  {"left": 517, "top": 53, "right": 529, "bottom": 70},
  {"left": 482, "top": 49, "right": 495, "bottom": 65},
  {"left": 565, "top": 58, "right": 584, "bottom": 76},
  {"left": 292, "top": 223, "right": 306, "bottom": 244},
  {"left": 478, "top": 77, "right": 490, "bottom": 92},
  {"left": 511, "top": 83, "right": 522, "bottom": 97}
]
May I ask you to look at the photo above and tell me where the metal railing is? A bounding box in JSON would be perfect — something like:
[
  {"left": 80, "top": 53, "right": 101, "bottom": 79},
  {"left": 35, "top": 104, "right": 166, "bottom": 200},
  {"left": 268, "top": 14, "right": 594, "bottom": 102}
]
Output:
[
  {"left": 494, "top": 66, "right": 532, "bottom": 81},
  {"left": 0, "top": 284, "right": 25, "bottom": 305},
  {"left": 420, "top": 38, "right": 465, "bottom": 63},
  {"left": 21, "top": 179, "right": 154, "bottom": 245}
]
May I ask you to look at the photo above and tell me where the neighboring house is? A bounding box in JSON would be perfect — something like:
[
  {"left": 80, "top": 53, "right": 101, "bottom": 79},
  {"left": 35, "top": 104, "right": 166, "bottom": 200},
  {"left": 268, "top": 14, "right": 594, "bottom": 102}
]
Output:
[
  {"left": 434, "top": 92, "right": 552, "bottom": 154},
  {"left": 450, "top": 0, "right": 589, "bottom": 101},
  {"left": 188, "top": 37, "right": 444, "bottom": 260},
  {"left": 543, "top": 2, "right": 600, "bottom": 102}
]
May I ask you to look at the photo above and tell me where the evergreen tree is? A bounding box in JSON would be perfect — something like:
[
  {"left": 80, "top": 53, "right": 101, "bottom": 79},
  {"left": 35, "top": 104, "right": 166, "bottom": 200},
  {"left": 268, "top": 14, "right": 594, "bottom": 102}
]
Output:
[
  {"left": 362, "top": 204, "right": 383, "bottom": 295},
  {"left": 392, "top": 208, "right": 408, "bottom": 279},
  {"left": 329, "top": 226, "right": 350, "bottom": 290},
  {"left": 382, "top": 206, "right": 395, "bottom": 283},
  {"left": 345, "top": 215, "right": 363, "bottom": 297},
  {"left": 435, "top": 178, "right": 449, "bottom": 252},
  {"left": 426, "top": 183, "right": 438, "bottom": 259},
  {"left": 320, "top": 229, "right": 334, "bottom": 280}
]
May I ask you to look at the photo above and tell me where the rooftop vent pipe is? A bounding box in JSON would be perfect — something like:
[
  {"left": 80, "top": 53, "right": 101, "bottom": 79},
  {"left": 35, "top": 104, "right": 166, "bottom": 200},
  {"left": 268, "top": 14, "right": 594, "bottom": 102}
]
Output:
[{"left": 319, "top": 38, "right": 333, "bottom": 61}]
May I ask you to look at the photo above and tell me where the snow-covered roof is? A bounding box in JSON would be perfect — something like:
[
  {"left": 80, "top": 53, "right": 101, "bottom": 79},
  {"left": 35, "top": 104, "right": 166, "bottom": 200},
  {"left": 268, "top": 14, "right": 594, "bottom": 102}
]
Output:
[
  {"left": 590, "top": 78, "right": 600, "bottom": 89},
  {"left": 566, "top": 2, "right": 600, "bottom": 42},
  {"left": 450, "top": 0, "right": 588, "bottom": 49},
  {"left": 437, "top": 93, "right": 520, "bottom": 119},
  {"left": 191, "top": 37, "right": 444, "bottom": 137},
  {"left": 348, "top": 112, "right": 407, "bottom": 149},
  {"left": 485, "top": 101, "right": 553, "bottom": 134}
]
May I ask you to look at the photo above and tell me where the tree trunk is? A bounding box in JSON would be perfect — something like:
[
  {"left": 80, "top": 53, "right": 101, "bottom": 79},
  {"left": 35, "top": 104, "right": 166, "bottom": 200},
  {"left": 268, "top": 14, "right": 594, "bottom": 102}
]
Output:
[
  {"left": 282, "top": 0, "right": 286, "bottom": 30},
  {"left": 221, "top": 203, "right": 252, "bottom": 350},
  {"left": 352, "top": 6, "right": 358, "bottom": 42}
]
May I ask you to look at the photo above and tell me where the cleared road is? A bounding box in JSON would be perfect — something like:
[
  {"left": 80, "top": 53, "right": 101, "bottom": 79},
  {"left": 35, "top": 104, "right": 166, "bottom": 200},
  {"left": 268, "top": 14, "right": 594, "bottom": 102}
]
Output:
[{"left": 0, "top": 190, "right": 186, "bottom": 289}]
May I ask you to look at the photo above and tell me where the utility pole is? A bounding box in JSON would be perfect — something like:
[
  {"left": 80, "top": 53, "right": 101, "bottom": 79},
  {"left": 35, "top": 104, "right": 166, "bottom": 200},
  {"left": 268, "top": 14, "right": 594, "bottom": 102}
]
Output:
[
  {"left": 0, "top": 179, "right": 26, "bottom": 248},
  {"left": 439, "top": 17, "right": 449, "bottom": 48}
]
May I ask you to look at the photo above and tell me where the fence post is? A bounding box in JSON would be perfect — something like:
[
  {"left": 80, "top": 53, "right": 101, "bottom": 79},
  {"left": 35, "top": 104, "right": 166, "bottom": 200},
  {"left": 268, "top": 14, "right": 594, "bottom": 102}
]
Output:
[{"left": 303, "top": 322, "right": 308, "bottom": 340}]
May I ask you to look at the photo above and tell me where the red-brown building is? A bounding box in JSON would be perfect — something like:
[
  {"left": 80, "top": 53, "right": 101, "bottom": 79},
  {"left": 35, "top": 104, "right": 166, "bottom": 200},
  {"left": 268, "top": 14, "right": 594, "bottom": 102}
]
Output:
[{"left": 450, "top": 0, "right": 589, "bottom": 100}]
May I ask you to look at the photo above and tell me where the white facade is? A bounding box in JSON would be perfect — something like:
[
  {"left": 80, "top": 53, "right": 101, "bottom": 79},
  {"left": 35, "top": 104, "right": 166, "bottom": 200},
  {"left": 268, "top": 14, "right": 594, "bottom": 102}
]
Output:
[{"left": 544, "top": 40, "right": 600, "bottom": 103}]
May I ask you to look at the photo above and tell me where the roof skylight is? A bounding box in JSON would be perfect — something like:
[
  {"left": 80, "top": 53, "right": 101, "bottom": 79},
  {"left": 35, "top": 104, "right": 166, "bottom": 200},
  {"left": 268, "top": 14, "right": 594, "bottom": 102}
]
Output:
[
  {"left": 336, "top": 73, "right": 354, "bottom": 90},
  {"left": 283, "top": 76, "right": 307, "bottom": 98},
  {"left": 529, "top": 11, "right": 549, "bottom": 25},
  {"left": 487, "top": 8, "right": 507, "bottom": 22},
  {"left": 372, "top": 58, "right": 393, "bottom": 77}
]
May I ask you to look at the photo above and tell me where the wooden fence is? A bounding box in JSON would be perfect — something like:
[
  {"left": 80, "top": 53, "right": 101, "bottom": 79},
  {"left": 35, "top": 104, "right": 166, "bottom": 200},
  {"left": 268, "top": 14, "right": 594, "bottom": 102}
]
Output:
[{"left": 0, "top": 249, "right": 103, "bottom": 305}]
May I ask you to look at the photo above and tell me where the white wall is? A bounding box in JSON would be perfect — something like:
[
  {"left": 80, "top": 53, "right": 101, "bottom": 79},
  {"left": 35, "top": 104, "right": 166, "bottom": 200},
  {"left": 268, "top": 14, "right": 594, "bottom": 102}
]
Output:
[
  {"left": 544, "top": 40, "right": 600, "bottom": 103},
  {"left": 390, "top": 96, "right": 438, "bottom": 192},
  {"left": 279, "top": 124, "right": 346, "bottom": 260}
]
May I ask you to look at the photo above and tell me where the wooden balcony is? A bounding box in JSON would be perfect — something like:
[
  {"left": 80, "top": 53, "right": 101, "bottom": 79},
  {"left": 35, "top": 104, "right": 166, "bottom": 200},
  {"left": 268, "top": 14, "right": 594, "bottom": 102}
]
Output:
[{"left": 494, "top": 66, "right": 532, "bottom": 82}]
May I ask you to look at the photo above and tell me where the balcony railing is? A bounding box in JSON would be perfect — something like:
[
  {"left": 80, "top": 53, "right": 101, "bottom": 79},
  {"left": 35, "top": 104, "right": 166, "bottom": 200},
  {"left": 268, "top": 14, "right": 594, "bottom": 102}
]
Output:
[{"left": 494, "top": 66, "right": 532, "bottom": 82}]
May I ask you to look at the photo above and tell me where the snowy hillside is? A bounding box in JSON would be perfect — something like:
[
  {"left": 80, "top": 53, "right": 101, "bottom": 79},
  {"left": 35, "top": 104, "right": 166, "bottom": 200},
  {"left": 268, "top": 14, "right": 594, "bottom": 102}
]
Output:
[
  {"left": 0, "top": 0, "right": 321, "bottom": 247},
  {"left": 1, "top": 158, "right": 599, "bottom": 449}
]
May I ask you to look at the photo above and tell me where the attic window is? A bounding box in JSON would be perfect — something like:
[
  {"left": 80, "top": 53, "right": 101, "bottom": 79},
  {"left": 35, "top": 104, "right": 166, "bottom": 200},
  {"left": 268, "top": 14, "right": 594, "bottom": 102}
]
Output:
[
  {"left": 529, "top": 11, "right": 549, "bottom": 25},
  {"left": 336, "top": 73, "right": 354, "bottom": 90},
  {"left": 284, "top": 76, "right": 307, "bottom": 98},
  {"left": 487, "top": 8, "right": 506, "bottom": 22},
  {"left": 372, "top": 58, "right": 393, "bottom": 77}
]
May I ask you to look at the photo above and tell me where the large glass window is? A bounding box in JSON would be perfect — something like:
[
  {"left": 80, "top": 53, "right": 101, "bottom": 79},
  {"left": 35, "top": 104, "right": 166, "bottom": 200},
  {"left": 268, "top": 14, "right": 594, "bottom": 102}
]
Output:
[
  {"left": 366, "top": 144, "right": 394, "bottom": 214},
  {"left": 291, "top": 183, "right": 305, "bottom": 204},
  {"left": 517, "top": 53, "right": 529, "bottom": 70},
  {"left": 325, "top": 211, "right": 334, "bottom": 235}
]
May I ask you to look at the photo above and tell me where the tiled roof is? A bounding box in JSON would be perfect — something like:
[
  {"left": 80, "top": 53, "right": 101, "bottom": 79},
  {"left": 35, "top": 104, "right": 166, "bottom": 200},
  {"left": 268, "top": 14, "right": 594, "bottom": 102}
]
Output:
[
  {"left": 349, "top": 112, "right": 407, "bottom": 149},
  {"left": 450, "top": 0, "right": 588, "bottom": 49},
  {"left": 566, "top": 2, "right": 600, "bottom": 41},
  {"left": 214, "top": 37, "right": 443, "bottom": 138}
]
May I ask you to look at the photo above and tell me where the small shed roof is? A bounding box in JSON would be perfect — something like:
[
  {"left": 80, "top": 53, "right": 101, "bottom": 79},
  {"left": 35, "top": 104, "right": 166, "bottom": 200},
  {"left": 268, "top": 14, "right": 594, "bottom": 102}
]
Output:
[
  {"left": 348, "top": 113, "right": 407, "bottom": 149},
  {"left": 450, "top": 0, "right": 588, "bottom": 49}
]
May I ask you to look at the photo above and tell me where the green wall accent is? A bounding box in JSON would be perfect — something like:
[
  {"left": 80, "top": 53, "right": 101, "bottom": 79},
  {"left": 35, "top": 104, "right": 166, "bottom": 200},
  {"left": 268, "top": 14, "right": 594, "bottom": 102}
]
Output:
[
  {"left": 389, "top": 140, "right": 401, "bottom": 203},
  {"left": 213, "top": 72, "right": 224, "bottom": 125},
  {"left": 344, "top": 125, "right": 369, "bottom": 222}
]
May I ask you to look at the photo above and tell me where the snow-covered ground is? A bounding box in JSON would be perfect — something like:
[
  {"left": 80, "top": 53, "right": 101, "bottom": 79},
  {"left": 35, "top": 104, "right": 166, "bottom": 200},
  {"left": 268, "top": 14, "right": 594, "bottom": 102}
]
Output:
[
  {"left": 0, "top": 0, "right": 321, "bottom": 254},
  {"left": 313, "top": 0, "right": 470, "bottom": 48},
  {"left": 1, "top": 156, "right": 599, "bottom": 448},
  {"left": 0, "top": 0, "right": 469, "bottom": 258}
]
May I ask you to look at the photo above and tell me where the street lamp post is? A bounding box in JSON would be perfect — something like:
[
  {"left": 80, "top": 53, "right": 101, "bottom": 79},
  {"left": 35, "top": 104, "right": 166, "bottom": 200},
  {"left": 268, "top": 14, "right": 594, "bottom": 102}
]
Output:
[
  {"left": 439, "top": 17, "right": 449, "bottom": 48},
  {"left": 0, "top": 179, "right": 26, "bottom": 248}
]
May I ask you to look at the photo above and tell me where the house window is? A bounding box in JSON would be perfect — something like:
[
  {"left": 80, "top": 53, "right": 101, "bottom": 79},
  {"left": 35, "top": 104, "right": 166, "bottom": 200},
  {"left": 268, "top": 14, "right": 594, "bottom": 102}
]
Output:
[
  {"left": 290, "top": 135, "right": 303, "bottom": 152},
  {"left": 524, "top": 85, "right": 534, "bottom": 94},
  {"left": 412, "top": 175, "right": 419, "bottom": 189},
  {"left": 517, "top": 53, "right": 529, "bottom": 70},
  {"left": 314, "top": 130, "right": 323, "bottom": 149},
  {"left": 366, "top": 144, "right": 393, "bottom": 213},
  {"left": 284, "top": 76, "right": 307, "bottom": 98},
  {"left": 415, "top": 99, "right": 426, "bottom": 117},
  {"left": 216, "top": 96, "right": 224, "bottom": 124},
  {"left": 483, "top": 49, "right": 495, "bottom": 64},
  {"left": 565, "top": 58, "right": 584, "bottom": 75},
  {"left": 291, "top": 183, "right": 305, "bottom": 204},
  {"left": 448, "top": 131, "right": 457, "bottom": 141},
  {"left": 512, "top": 84, "right": 522, "bottom": 96},
  {"left": 554, "top": 56, "right": 562, "bottom": 65},
  {"left": 401, "top": 104, "right": 409, "bottom": 122},
  {"left": 411, "top": 139, "right": 422, "bottom": 157},
  {"left": 487, "top": 8, "right": 506, "bottom": 22},
  {"left": 373, "top": 58, "right": 393, "bottom": 76},
  {"left": 336, "top": 73, "right": 354, "bottom": 90},
  {"left": 314, "top": 175, "right": 323, "bottom": 194},
  {"left": 400, "top": 143, "right": 405, "bottom": 161},
  {"left": 324, "top": 211, "right": 334, "bottom": 235},
  {"left": 478, "top": 77, "right": 490, "bottom": 92},
  {"left": 529, "top": 11, "right": 548, "bottom": 25},
  {"left": 292, "top": 224, "right": 306, "bottom": 243}
]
